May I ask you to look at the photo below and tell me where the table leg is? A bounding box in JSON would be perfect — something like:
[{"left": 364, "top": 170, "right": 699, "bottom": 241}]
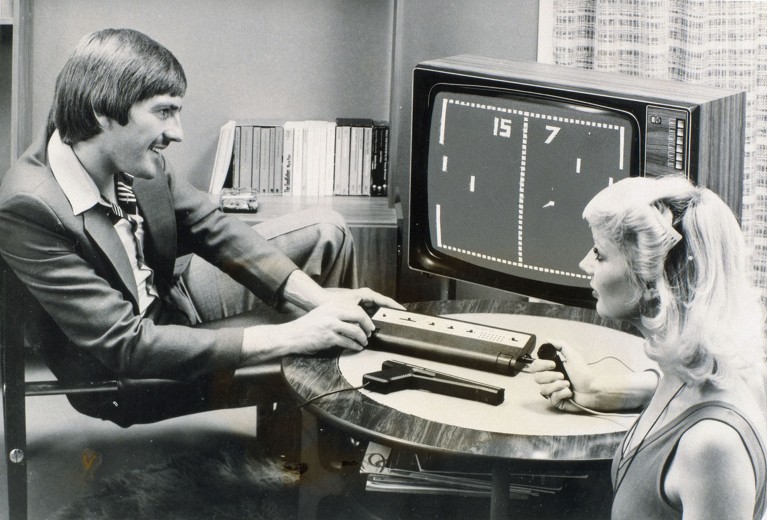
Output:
[
  {"left": 297, "top": 410, "right": 344, "bottom": 519},
  {"left": 490, "top": 462, "right": 511, "bottom": 520}
]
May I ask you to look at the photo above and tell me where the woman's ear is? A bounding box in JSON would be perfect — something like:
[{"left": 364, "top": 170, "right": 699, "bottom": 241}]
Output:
[
  {"left": 639, "top": 283, "right": 661, "bottom": 317},
  {"left": 643, "top": 283, "right": 659, "bottom": 300}
]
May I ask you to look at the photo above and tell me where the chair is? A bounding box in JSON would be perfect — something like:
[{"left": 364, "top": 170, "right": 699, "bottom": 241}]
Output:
[{"left": 0, "top": 258, "right": 296, "bottom": 520}]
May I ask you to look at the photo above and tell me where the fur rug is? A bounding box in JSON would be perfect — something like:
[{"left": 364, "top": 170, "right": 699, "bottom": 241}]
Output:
[{"left": 49, "top": 450, "right": 302, "bottom": 520}]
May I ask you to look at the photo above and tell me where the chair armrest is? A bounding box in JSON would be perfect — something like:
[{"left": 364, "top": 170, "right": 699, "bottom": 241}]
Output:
[{"left": 117, "top": 360, "right": 288, "bottom": 410}]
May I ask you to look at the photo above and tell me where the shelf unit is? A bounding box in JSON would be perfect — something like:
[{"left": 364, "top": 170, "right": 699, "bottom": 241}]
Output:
[
  {"left": 7, "top": 0, "right": 31, "bottom": 163},
  {"left": 0, "top": 0, "right": 11, "bottom": 24}
]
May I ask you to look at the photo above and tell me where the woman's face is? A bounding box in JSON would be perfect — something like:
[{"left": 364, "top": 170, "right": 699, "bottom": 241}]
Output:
[{"left": 579, "top": 228, "right": 641, "bottom": 322}]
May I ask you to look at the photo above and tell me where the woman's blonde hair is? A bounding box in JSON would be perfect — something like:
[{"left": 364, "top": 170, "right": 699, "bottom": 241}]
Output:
[{"left": 583, "top": 175, "right": 766, "bottom": 388}]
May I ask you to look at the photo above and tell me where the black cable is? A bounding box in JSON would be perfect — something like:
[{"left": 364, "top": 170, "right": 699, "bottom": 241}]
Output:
[{"left": 587, "top": 355, "right": 637, "bottom": 372}]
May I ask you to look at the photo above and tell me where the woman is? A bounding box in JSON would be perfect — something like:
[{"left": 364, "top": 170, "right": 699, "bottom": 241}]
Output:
[{"left": 533, "top": 175, "right": 767, "bottom": 519}]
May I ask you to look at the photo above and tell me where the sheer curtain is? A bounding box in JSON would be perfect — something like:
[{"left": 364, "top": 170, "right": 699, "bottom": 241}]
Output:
[{"left": 550, "top": 0, "right": 767, "bottom": 299}]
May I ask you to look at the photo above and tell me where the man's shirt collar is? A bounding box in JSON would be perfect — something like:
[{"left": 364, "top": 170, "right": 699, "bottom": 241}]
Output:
[{"left": 47, "top": 130, "right": 103, "bottom": 216}]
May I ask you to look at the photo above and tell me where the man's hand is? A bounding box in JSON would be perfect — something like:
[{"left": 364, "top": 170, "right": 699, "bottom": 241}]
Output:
[
  {"left": 272, "top": 300, "right": 374, "bottom": 355},
  {"left": 240, "top": 288, "right": 404, "bottom": 365},
  {"left": 281, "top": 269, "right": 404, "bottom": 315},
  {"left": 323, "top": 286, "right": 405, "bottom": 314}
]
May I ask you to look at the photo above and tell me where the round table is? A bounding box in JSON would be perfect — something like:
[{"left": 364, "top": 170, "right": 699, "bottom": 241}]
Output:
[
  {"left": 281, "top": 299, "right": 651, "bottom": 518},
  {"left": 283, "top": 299, "right": 649, "bottom": 461}
]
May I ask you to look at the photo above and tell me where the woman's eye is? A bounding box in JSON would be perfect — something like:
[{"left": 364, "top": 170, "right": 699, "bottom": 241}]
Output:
[{"left": 593, "top": 247, "right": 603, "bottom": 261}]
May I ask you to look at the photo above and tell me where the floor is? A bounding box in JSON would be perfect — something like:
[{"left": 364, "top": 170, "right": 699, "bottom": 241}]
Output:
[{"left": 0, "top": 361, "right": 263, "bottom": 520}]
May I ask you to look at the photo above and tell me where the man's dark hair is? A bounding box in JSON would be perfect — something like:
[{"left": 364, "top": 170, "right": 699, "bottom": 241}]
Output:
[{"left": 51, "top": 28, "right": 187, "bottom": 145}]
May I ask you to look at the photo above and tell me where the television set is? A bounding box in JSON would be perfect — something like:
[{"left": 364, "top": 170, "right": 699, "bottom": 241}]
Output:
[{"left": 408, "top": 55, "right": 746, "bottom": 308}]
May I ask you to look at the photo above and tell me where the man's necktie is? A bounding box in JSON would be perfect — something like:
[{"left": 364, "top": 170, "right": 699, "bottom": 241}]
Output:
[
  {"left": 116, "top": 173, "right": 138, "bottom": 216},
  {"left": 103, "top": 173, "right": 138, "bottom": 229}
]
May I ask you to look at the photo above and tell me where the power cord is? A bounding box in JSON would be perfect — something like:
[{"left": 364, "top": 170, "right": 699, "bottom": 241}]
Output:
[
  {"left": 562, "top": 399, "right": 638, "bottom": 428},
  {"left": 551, "top": 355, "right": 648, "bottom": 428}
]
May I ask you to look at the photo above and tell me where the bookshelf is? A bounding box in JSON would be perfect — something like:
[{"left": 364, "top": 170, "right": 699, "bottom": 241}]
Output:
[{"left": 211, "top": 119, "right": 389, "bottom": 198}]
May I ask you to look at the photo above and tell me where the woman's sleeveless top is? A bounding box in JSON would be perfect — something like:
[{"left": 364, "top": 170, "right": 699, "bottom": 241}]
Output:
[{"left": 611, "top": 401, "right": 766, "bottom": 520}]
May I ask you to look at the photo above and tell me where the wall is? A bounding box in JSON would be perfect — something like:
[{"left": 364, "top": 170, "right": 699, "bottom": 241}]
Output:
[
  {"left": 26, "top": 0, "right": 394, "bottom": 189},
  {"left": 389, "top": 0, "right": 540, "bottom": 301}
]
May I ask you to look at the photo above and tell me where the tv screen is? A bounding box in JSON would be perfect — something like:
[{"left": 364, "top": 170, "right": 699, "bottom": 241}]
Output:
[{"left": 420, "top": 88, "right": 639, "bottom": 302}]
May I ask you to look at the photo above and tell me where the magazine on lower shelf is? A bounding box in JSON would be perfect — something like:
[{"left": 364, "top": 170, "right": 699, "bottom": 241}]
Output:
[{"left": 360, "top": 441, "right": 585, "bottom": 498}]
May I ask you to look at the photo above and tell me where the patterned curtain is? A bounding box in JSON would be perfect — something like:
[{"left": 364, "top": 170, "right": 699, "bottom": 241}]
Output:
[{"left": 551, "top": 0, "right": 767, "bottom": 300}]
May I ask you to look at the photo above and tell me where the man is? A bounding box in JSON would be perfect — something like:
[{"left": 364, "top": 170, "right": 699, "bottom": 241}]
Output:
[{"left": 0, "top": 28, "right": 401, "bottom": 426}]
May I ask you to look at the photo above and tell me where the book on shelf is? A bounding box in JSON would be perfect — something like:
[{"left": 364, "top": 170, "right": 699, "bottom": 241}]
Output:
[
  {"left": 231, "top": 125, "right": 242, "bottom": 189},
  {"left": 209, "top": 118, "right": 389, "bottom": 198},
  {"left": 240, "top": 119, "right": 282, "bottom": 192},
  {"left": 335, "top": 118, "right": 390, "bottom": 197},
  {"left": 324, "top": 121, "right": 337, "bottom": 196},
  {"left": 289, "top": 122, "right": 305, "bottom": 197},
  {"left": 289, "top": 120, "right": 338, "bottom": 197},
  {"left": 258, "top": 126, "right": 269, "bottom": 194},
  {"left": 273, "top": 127, "right": 284, "bottom": 194},
  {"left": 239, "top": 125, "right": 255, "bottom": 190},
  {"left": 304, "top": 121, "right": 323, "bottom": 197},
  {"left": 361, "top": 126, "right": 373, "bottom": 196},
  {"left": 336, "top": 119, "right": 372, "bottom": 197},
  {"left": 208, "top": 120, "right": 237, "bottom": 194},
  {"left": 371, "top": 123, "right": 389, "bottom": 197},
  {"left": 334, "top": 125, "right": 352, "bottom": 196},
  {"left": 282, "top": 125, "right": 295, "bottom": 194}
]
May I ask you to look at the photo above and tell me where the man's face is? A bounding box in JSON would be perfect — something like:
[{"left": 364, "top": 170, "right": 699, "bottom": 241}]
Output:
[{"left": 99, "top": 94, "right": 184, "bottom": 180}]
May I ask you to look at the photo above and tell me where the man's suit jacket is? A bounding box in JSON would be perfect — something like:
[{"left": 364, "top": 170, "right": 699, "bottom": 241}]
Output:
[{"left": 0, "top": 130, "right": 299, "bottom": 424}]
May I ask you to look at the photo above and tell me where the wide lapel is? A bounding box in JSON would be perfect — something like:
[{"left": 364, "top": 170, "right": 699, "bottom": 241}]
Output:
[
  {"left": 132, "top": 174, "right": 177, "bottom": 283},
  {"left": 82, "top": 207, "right": 141, "bottom": 312}
]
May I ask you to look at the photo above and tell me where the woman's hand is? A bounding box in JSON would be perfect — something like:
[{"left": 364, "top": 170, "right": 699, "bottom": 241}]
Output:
[
  {"left": 529, "top": 342, "right": 599, "bottom": 412},
  {"left": 528, "top": 341, "right": 658, "bottom": 413}
]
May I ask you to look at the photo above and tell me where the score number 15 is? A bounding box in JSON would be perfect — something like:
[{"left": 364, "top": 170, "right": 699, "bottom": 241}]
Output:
[{"left": 493, "top": 117, "right": 511, "bottom": 138}]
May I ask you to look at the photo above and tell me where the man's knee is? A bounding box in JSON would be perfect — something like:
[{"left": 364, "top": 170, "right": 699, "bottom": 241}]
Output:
[
  {"left": 312, "top": 209, "right": 353, "bottom": 250},
  {"left": 306, "top": 209, "right": 357, "bottom": 289},
  {"left": 252, "top": 207, "right": 357, "bottom": 288}
]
